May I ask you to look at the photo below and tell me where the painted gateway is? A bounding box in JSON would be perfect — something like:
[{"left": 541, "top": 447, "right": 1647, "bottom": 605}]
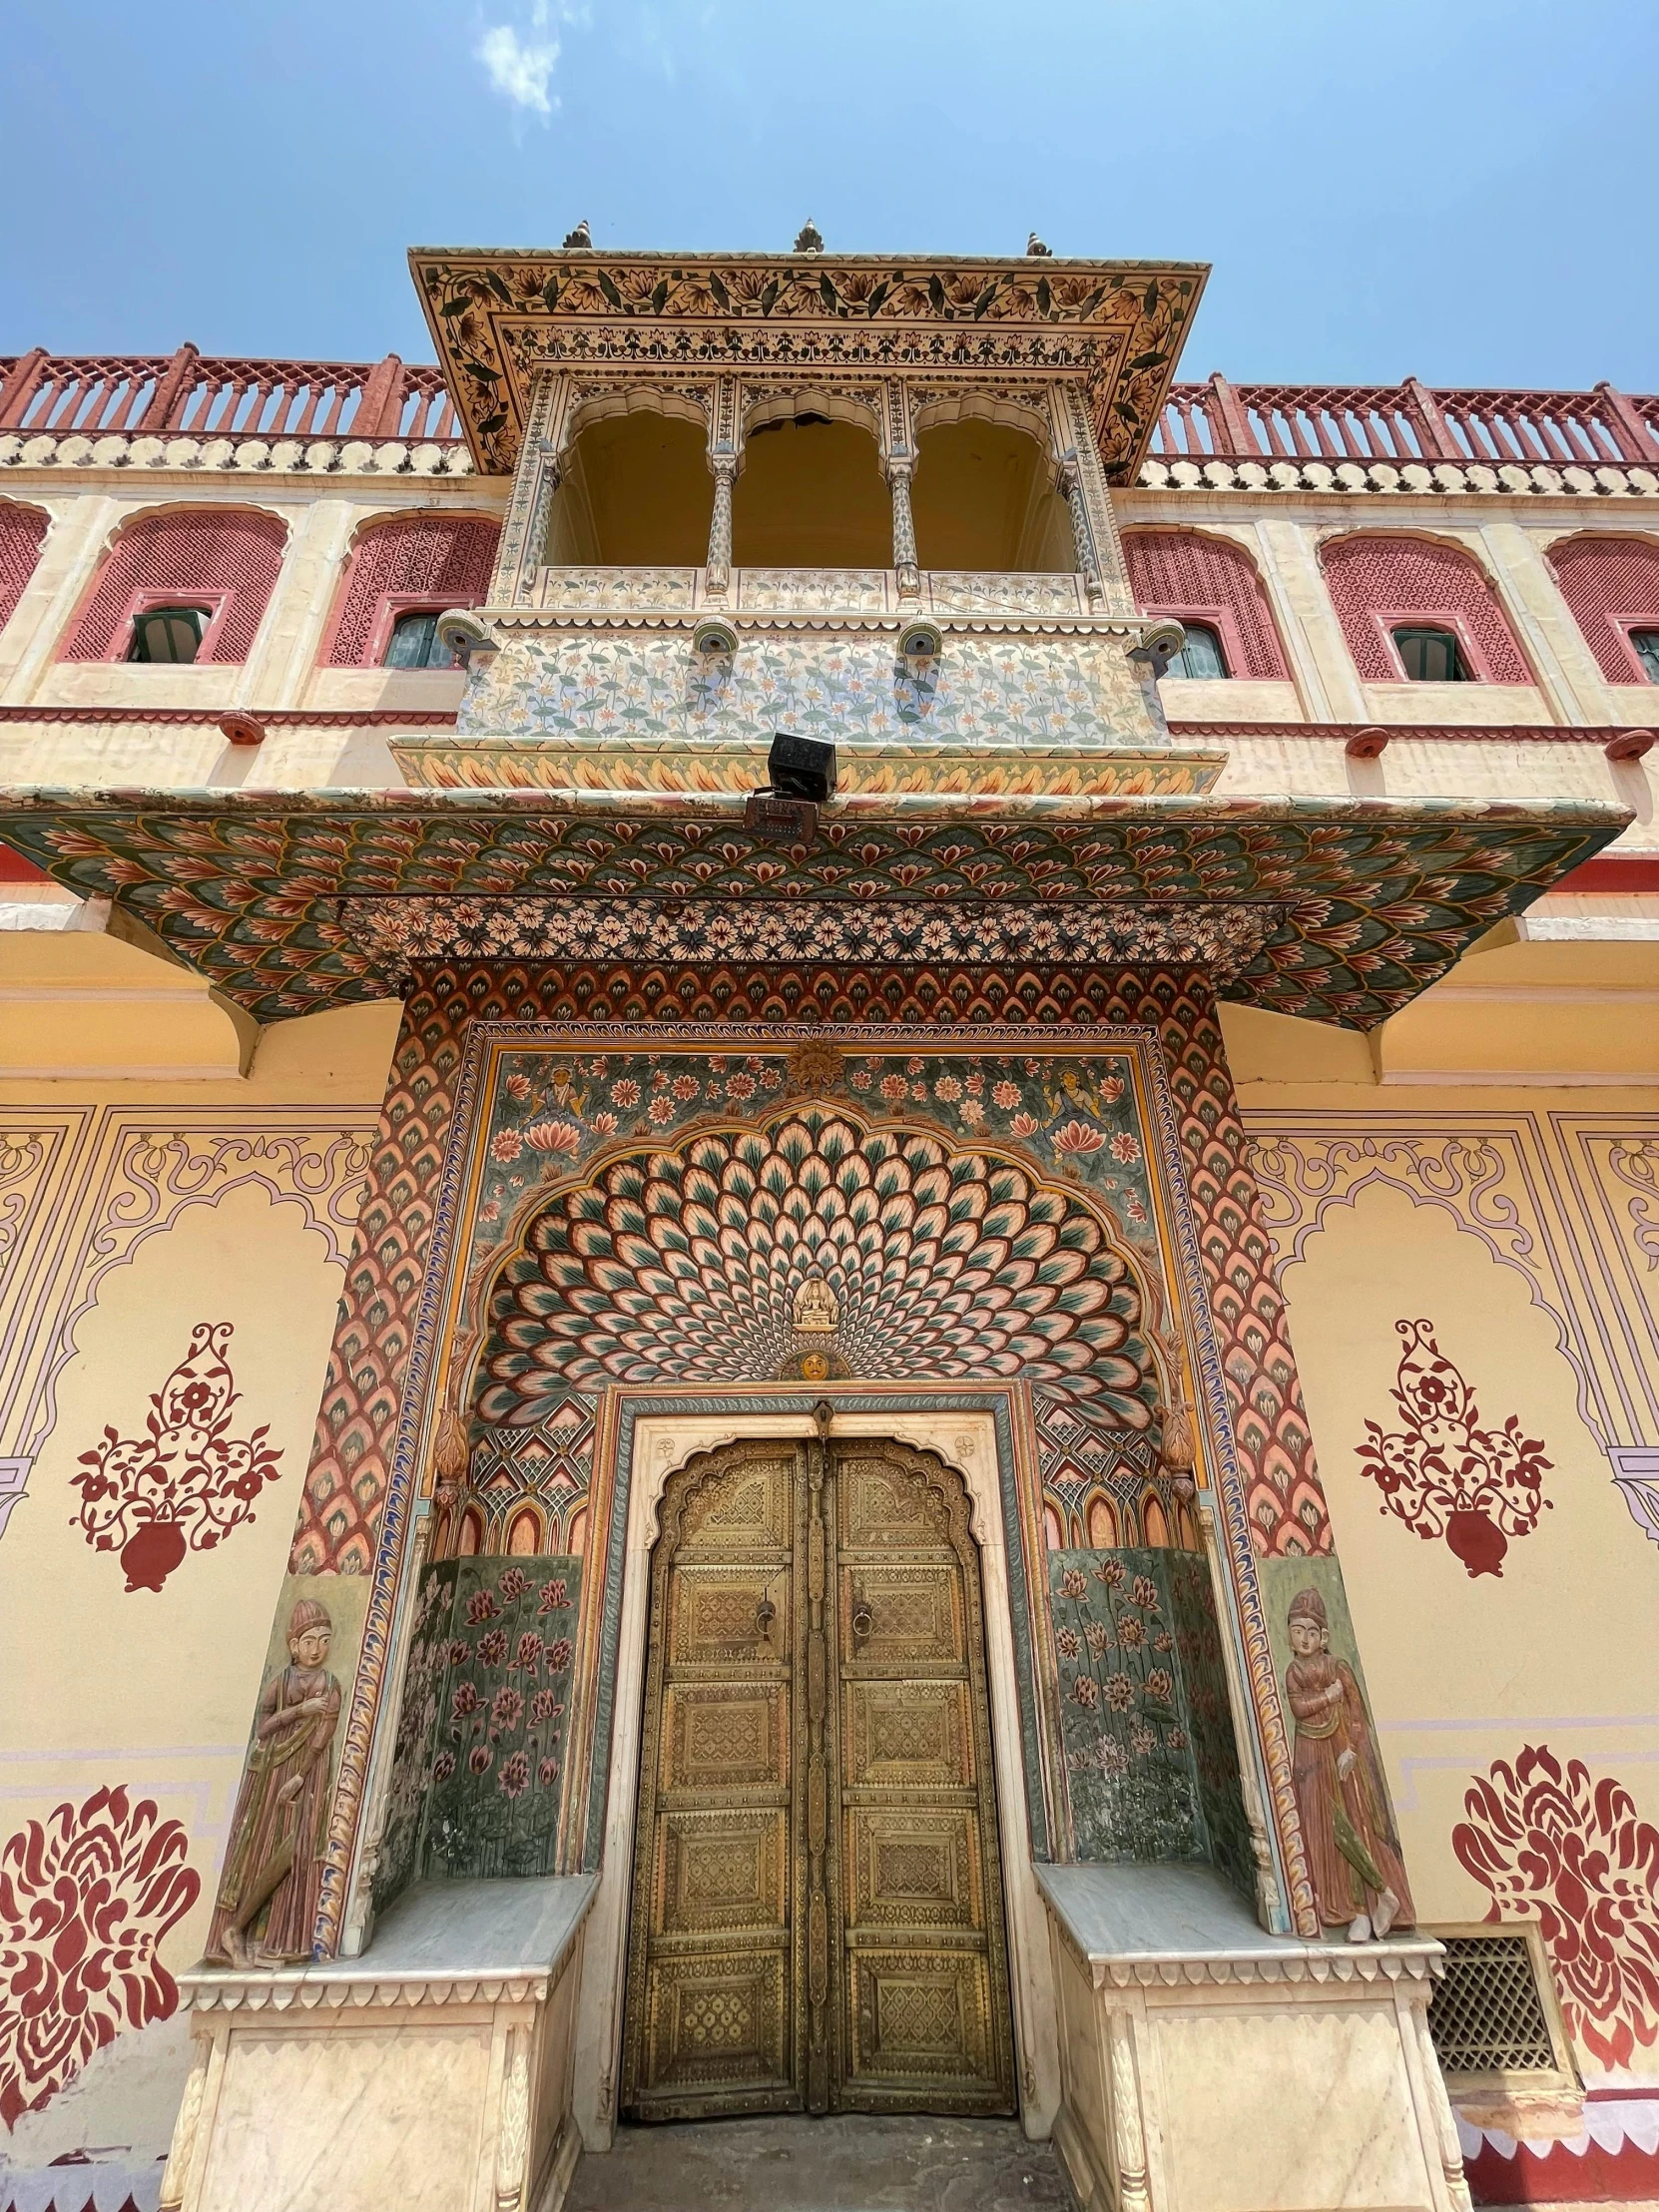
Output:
[{"left": 0, "top": 237, "right": 1656, "bottom": 2212}]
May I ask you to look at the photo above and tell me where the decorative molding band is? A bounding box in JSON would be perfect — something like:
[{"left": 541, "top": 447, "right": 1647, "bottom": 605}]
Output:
[
  {"left": 332, "top": 894, "right": 1287, "bottom": 983},
  {"left": 1139, "top": 456, "right": 1659, "bottom": 501},
  {"left": 181, "top": 1968, "right": 553, "bottom": 2012},
  {"left": 1070, "top": 1944, "right": 1443, "bottom": 1991},
  {"left": 0, "top": 431, "right": 473, "bottom": 478},
  {"left": 1168, "top": 721, "right": 1659, "bottom": 749},
  {"left": 0, "top": 707, "right": 460, "bottom": 728}
]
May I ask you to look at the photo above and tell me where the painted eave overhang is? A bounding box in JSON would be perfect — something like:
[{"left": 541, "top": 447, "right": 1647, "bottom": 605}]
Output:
[
  {"left": 406, "top": 246, "right": 1210, "bottom": 482},
  {"left": 0, "top": 784, "right": 1627, "bottom": 1032}
]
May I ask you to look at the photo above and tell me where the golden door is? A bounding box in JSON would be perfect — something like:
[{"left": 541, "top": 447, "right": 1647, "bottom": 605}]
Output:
[{"left": 621, "top": 1435, "right": 1016, "bottom": 2121}]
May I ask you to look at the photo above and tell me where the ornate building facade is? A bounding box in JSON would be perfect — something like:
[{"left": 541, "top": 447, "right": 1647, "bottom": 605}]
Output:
[{"left": 0, "top": 246, "right": 1656, "bottom": 2212}]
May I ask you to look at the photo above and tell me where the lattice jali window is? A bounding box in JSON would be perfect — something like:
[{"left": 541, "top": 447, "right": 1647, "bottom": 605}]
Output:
[{"left": 1425, "top": 1927, "right": 1577, "bottom": 2090}]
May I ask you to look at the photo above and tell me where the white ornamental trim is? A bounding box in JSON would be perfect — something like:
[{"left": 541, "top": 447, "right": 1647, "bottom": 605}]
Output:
[
  {"left": 1139, "top": 456, "right": 1659, "bottom": 500},
  {"left": 0, "top": 431, "right": 474, "bottom": 478},
  {"left": 180, "top": 1966, "right": 552, "bottom": 2011}
]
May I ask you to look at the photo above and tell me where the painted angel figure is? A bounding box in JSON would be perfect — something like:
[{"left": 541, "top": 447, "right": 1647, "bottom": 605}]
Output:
[
  {"left": 208, "top": 1597, "right": 341, "bottom": 1965},
  {"left": 1283, "top": 1585, "right": 1414, "bottom": 1941}
]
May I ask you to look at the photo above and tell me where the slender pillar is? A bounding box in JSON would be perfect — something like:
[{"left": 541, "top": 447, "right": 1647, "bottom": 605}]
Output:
[
  {"left": 1049, "top": 382, "right": 1135, "bottom": 613},
  {"left": 704, "top": 375, "right": 743, "bottom": 598},
  {"left": 489, "top": 368, "right": 571, "bottom": 605},
  {"left": 879, "top": 379, "right": 921, "bottom": 601}
]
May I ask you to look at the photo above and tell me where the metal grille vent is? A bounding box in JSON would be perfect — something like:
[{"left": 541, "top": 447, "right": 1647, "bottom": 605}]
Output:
[{"left": 1427, "top": 1934, "right": 1557, "bottom": 2076}]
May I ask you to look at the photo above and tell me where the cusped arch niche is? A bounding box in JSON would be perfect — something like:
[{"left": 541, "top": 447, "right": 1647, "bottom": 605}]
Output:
[{"left": 472, "top": 1106, "right": 1161, "bottom": 1428}]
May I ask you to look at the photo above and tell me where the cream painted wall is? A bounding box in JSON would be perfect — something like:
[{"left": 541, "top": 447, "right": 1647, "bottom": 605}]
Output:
[{"left": 0, "top": 1181, "right": 350, "bottom": 2161}]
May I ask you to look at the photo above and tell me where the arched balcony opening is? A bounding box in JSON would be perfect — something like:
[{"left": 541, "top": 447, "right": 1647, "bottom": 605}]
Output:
[
  {"left": 731, "top": 410, "right": 889, "bottom": 570},
  {"left": 545, "top": 404, "right": 711, "bottom": 567},
  {"left": 911, "top": 418, "right": 1072, "bottom": 574}
]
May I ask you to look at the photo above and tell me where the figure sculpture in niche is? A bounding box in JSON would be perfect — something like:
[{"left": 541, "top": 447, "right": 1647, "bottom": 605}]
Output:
[
  {"left": 793, "top": 1273, "right": 839, "bottom": 1333},
  {"left": 208, "top": 1598, "right": 341, "bottom": 1964},
  {"left": 1283, "top": 1586, "right": 1414, "bottom": 1941}
]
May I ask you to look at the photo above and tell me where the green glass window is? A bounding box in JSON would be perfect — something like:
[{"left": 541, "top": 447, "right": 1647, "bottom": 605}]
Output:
[
  {"left": 1168, "top": 623, "right": 1228, "bottom": 679},
  {"left": 384, "top": 611, "right": 455, "bottom": 670},
  {"left": 129, "top": 607, "right": 207, "bottom": 664},
  {"left": 1630, "top": 629, "right": 1659, "bottom": 683},
  {"left": 1392, "top": 625, "right": 1467, "bottom": 681}
]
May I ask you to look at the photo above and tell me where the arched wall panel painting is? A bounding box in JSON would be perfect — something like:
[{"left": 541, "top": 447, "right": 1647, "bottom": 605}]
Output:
[{"left": 1268, "top": 1173, "right": 1659, "bottom": 2082}]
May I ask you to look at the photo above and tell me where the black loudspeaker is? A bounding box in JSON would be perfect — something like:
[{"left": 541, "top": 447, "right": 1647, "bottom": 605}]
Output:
[{"left": 768, "top": 731, "right": 836, "bottom": 803}]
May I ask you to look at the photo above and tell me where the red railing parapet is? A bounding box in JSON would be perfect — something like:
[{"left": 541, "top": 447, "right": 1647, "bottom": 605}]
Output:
[
  {"left": 0, "top": 347, "right": 461, "bottom": 442},
  {"left": 1153, "top": 372, "right": 1659, "bottom": 470}
]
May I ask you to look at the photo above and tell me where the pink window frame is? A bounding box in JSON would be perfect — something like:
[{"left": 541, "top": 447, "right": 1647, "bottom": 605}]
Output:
[
  {"left": 1364, "top": 604, "right": 1524, "bottom": 686},
  {"left": 1603, "top": 613, "right": 1659, "bottom": 684},
  {"left": 1135, "top": 600, "right": 1250, "bottom": 679},
  {"left": 109, "top": 588, "right": 235, "bottom": 666},
  {"left": 360, "top": 593, "right": 463, "bottom": 670}
]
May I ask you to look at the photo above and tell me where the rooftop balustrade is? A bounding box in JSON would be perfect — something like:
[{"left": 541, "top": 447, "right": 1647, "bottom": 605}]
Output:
[
  {"left": 0, "top": 347, "right": 460, "bottom": 443},
  {"left": 1153, "top": 373, "right": 1659, "bottom": 471}
]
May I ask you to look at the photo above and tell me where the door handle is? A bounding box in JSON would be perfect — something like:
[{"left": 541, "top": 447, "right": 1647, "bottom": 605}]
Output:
[
  {"left": 755, "top": 1594, "right": 777, "bottom": 1643},
  {"left": 850, "top": 1596, "right": 873, "bottom": 1643}
]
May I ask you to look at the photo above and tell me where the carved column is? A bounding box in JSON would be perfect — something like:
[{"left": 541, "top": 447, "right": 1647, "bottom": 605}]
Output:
[
  {"left": 704, "top": 374, "right": 743, "bottom": 598},
  {"left": 489, "top": 368, "right": 573, "bottom": 605},
  {"left": 879, "top": 379, "right": 921, "bottom": 600},
  {"left": 1050, "top": 381, "right": 1134, "bottom": 614},
  {"left": 1107, "top": 2009, "right": 1152, "bottom": 2212}
]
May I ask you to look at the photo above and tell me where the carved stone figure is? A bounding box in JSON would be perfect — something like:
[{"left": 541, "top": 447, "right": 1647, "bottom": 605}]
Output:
[
  {"left": 1283, "top": 1586, "right": 1413, "bottom": 1941},
  {"left": 208, "top": 1598, "right": 341, "bottom": 1965},
  {"left": 793, "top": 1274, "right": 839, "bottom": 1334}
]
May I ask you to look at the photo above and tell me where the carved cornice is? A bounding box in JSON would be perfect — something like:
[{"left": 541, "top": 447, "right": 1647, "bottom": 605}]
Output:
[
  {"left": 407, "top": 249, "right": 1207, "bottom": 482},
  {"left": 0, "top": 431, "right": 473, "bottom": 478},
  {"left": 1071, "top": 1942, "right": 1445, "bottom": 1991},
  {"left": 181, "top": 1966, "right": 553, "bottom": 2012}
]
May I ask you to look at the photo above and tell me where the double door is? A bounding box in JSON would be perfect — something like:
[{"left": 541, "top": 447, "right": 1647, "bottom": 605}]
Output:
[{"left": 621, "top": 1433, "right": 1016, "bottom": 2119}]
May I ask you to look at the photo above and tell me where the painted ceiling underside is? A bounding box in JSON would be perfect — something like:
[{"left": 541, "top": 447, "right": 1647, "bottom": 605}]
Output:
[{"left": 0, "top": 787, "right": 1623, "bottom": 1028}]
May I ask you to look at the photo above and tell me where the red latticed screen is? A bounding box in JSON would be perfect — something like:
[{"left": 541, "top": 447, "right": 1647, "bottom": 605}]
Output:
[
  {"left": 1545, "top": 534, "right": 1659, "bottom": 684},
  {"left": 61, "top": 508, "right": 286, "bottom": 663},
  {"left": 325, "top": 514, "right": 501, "bottom": 666},
  {"left": 0, "top": 501, "right": 48, "bottom": 635},
  {"left": 1122, "top": 529, "right": 1290, "bottom": 679},
  {"left": 1322, "top": 533, "right": 1532, "bottom": 683}
]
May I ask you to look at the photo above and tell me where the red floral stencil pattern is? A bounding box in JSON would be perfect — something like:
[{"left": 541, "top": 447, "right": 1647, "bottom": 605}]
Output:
[
  {"left": 1354, "top": 1319, "right": 1551, "bottom": 1577},
  {"left": 1453, "top": 1745, "right": 1659, "bottom": 2072},
  {"left": 71, "top": 1322, "right": 283, "bottom": 1592},
  {"left": 0, "top": 1786, "right": 200, "bottom": 2127}
]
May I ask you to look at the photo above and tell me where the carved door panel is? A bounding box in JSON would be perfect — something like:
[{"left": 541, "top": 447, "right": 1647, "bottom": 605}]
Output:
[
  {"left": 622, "top": 1434, "right": 1015, "bottom": 2122},
  {"left": 833, "top": 1442, "right": 1016, "bottom": 2115},
  {"left": 621, "top": 1442, "right": 804, "bottom": 2120}
]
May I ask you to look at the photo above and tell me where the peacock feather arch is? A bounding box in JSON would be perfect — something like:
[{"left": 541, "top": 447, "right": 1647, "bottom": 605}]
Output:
[{"left": 470, "top": 1105, "right": 1161, "bottom": 1429}]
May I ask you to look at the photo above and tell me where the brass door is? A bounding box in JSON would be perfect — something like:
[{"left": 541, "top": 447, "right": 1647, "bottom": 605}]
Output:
[{"left": 622, "top": 1434, "right": 1015, "bottom": 2121}]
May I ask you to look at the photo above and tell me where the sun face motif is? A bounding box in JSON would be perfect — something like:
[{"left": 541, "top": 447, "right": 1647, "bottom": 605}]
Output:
[{"left": 477, "top": 1110, "right": 1154, "bottom": 1427}]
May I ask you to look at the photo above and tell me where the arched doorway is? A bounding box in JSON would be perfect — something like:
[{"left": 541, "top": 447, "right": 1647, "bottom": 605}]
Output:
[{"left": 621, "top": 1431, "right": 1016, "bottom": 2120}]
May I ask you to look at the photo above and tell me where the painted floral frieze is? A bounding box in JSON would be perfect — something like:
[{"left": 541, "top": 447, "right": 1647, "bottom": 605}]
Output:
[{"left": 457, "top": 630, "right": 1153, "bottom": 752}]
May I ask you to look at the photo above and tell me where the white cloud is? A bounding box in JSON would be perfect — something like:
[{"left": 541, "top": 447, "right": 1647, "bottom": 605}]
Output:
[{"left": 476, "top": 19, "right": 562, "bottom": 115}]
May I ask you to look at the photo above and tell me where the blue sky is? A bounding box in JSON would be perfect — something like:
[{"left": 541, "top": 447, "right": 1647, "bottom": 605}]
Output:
[{"left": 4, "top": 0, "right": 1654, "bottom": 390}]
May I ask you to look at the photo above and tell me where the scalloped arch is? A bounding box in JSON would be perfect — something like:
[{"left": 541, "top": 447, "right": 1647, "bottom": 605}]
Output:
[{"left": 474, "top": 1106, "right": 1158, "bottom": 1428}]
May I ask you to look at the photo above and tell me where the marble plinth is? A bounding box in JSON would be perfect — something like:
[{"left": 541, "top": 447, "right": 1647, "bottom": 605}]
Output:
[
  {"left": 1038, "top": 1864, "right": 1472, "bottom": 2212},
  {"left": 163, "top": 1876, "right": 597, "bottom": 2212}
]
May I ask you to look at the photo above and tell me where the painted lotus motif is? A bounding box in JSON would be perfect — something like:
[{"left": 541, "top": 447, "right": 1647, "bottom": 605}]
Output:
[
  {"left": 1453, "top": 1744, "right": 1659, "bottom": 2072},
  {"left": 0, "top": 1786, "right": 200, "bottom": 2127},
  {"left": 479, "top": 1109, "right": 1153, "bottom": 1427}
]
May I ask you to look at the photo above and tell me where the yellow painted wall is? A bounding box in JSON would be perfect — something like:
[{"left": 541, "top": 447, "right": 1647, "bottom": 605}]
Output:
[{"left": 1247, "top": 1091, "right": 1659, "bottom": 2086}]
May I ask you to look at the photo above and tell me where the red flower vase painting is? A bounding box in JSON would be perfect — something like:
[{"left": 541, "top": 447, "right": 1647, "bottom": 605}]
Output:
[
  {"left": 70, "top": 1322, "right": 283, "bottom": 1592},
  {"left": 1353, "top": 1319, "right": 1551, "bottom": 1577}
]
